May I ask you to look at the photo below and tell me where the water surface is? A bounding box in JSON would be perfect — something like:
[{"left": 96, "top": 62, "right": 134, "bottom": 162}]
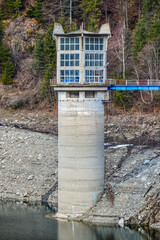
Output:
[{"left": 0, "top": 200, "right": 158, "bottom": 240}]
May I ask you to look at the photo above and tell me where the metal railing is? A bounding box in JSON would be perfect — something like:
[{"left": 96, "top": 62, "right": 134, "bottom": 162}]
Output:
[
  {"left": 106, "top": 79, "right": 160, "bottom": 86},
  {"left": 50, "top": 78, "right": 160, "bottom": 86},
  {"left": 50, "top": 79, "right": 104, "bottom": 85}
]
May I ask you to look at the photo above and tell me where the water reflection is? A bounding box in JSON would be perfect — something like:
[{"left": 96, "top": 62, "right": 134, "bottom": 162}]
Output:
[
  {"left": 0, "top": 200, "right": 158, "bottom": 240},
  {"left": 58, "top": 221, "right": 148, "bottom": 240}
]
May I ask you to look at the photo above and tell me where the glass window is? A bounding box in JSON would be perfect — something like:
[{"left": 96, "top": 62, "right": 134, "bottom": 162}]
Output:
[
  {"left": 85, "top": 53, "right": 103, "bottom": 67},
  {"left": 60, "top": 37, "right": 80, "bottom": 51},
  {"left": 85, "top": 37, "right": 104, "bottom": 50},
  {"left": 60, "top": 70, "right": 79, "bottom": 83},
  {"left": 85, "top": 70, "right": 104, "bottom": 83},
  {"left": 60, "top": 54, "right": 79, "bottom": 67}
]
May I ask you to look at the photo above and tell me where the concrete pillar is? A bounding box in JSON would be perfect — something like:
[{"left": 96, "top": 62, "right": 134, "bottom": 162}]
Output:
[{"left": 56, "top": 87, "right": 107, "bottom": 216}]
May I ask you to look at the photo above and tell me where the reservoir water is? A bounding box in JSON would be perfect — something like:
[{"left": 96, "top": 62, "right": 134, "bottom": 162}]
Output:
[{"left": 0, "top": 200, "right": 159, "bottom": 240}]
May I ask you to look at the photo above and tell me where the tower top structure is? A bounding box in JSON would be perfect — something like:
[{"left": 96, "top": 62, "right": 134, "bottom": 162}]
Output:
[{"left": 53, "top": 23, "right": 111, "bottom": 85}]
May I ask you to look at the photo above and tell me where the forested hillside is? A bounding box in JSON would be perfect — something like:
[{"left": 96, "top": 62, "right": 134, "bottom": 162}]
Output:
[{"left": 0, "top": 0, "right": 160, "bottom": 110}]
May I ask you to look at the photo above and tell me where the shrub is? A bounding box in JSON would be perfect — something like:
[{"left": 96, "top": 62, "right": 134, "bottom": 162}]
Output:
[{"left": 113, "top": 91, "right": 134, "bottom": 109}]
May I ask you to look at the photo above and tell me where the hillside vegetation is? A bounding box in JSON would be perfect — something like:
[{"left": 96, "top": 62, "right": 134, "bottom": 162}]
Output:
[{"left": 0, "top": 0, "right": 160, "bottom": 110}]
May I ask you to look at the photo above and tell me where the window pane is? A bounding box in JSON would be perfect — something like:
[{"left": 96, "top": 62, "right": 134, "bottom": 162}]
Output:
[
  {"left": 75, "top": 61, "right": 79, "bottom": 66},
  {"left": 65, "top": 45, "right": 69, "bottom": 50},
  {"left": 85, "top": 38, "right": 89, "bottom": 43},
  {"left": 71, "top": 38, "right": 74, "bottom": 44},
  {"left": 70, "top": 54, "right": 74, "bottom": 60},
  {"left": 60, "top": 54, "right": 64, "bottom": 59},
  {"left": 95, "top": 60, "right": 98, "bottom": 66},
  {"left": 60, "top": 45, "right": 64, "bottom": 50},
  {"left": 60, "top": 38, "right": 64, "bottom": 43},
  {"left": 61, "top": 61, "right": 64, "bottom": 66},
  {"left": 90, "top": 44, "right": 94, "bottom": 50},
  {"left": 90, "top": 54, "right": 94, "bottom": 60},
  {"left": 65, "top": 54, "right": 69, "bottom": 60},
  {"left": 75, "top": 54, "right": 79, "bottom": 59},
  {"left": 65, "top": 38, "right": 69, "bottom": 44},
  {"left": 95, "top": 44, "right": 99, "bottom": 50},
  {"left": 100, "top": 38, "right": 103, "bottom": 44},
  {"left": 85, "top": 54, "right": 89, "bottom": 60},
  {"left": 76, "top": 38, "right": 79, "bottom": 43},
  {"left": 85, "top": 44, "right": 89, "bottom": 50},
  {"left": 85, "top": 61, "right": 89, "bottom": 66},
  {"left": 75, "top": 45, "right": 79, "bottom": 50},
  {"left": 70, "top": 44, "right": 74, "bottom": 50},
  {"left": 90, "top": 38, "right": 94, "bottom": 44},
  {"left": 95, "top": 38, "right": 98, "bottom": 44},
  {"left": 100, "top": 45, "right": 103, "bottom": 50},
  {"left": 70, "top": 61, "right": 74, "bottom": 66},
  {"left": 70, "top": 70, "right": 74, "bottom": 76},
  {"left": 95, "top": 54, "right": 98, "bottom": 60},
  {"left": 65, "top": 61, "right": 69, "bottom": 66}
]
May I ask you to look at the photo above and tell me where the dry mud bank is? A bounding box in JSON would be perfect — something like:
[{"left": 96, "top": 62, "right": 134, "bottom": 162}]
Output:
[{"left": 0, "top": 109, "right": 159, "bottom": 231}]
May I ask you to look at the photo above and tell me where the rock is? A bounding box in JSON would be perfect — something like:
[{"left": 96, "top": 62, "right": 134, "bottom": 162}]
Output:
[
  {"left": 28, "top": 175, "right": 34, "bottom": 180},
  {"left": 150, "top": 222, "right": 160, "bottom": 230},
  {"left": 144, "top": 160, "right": 150, "bottom": 165},
  {"left": 118, "top": 218, "right": 124, "bottom": 227},
  {"left": 23, "top": 192, "right": 29, "bottom": 197}
]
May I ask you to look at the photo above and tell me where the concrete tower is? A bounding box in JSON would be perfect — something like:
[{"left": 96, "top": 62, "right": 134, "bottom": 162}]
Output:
[{"left": 53, "top": 23, "right": 111, "bottom": 216}]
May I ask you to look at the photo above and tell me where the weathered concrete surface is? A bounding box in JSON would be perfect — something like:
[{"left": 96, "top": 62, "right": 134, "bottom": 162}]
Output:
[{"left": 58, "top": 91, "right": 105, "bottom": 214}]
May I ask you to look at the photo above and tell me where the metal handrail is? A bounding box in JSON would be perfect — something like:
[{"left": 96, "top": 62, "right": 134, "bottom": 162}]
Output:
[
  {"left": 106, "top": 79, "right": 160, "bottom": 86},
  {"left": 50, "top": 78, "right": 160, "bottom": 86}
]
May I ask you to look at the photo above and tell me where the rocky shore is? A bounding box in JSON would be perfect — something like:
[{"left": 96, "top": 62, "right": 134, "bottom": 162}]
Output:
[{"left": 0, "top": 108, "right": 159, "bottom": 233}]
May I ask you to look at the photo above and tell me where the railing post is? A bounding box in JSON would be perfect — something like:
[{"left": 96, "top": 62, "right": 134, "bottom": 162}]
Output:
[
  {"left": 147, "top": 79, "right": 149, "bottom": 85},
  {"left": 126, "top": 79, "right": 127, "bottom": 85},
  {"left": 115, "top": 79, "right": 116, "bottom": 85}
]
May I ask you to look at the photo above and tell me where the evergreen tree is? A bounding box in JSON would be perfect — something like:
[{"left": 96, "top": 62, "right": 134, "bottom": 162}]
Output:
[
  {"left": 81, "top": 0, "right": 103, "bottom": 31},
  {"left": 5, "top": 0, "right": 23, "bottom": 17},
  {"left": 133, "top": 17, "right": 147, "bottom": 57},
  {"left": 34, "top": 0, "right": 44, "bottom": 23},
  {"left": 0, "top": 4, "right": 4, "bottom": 44},
  {"left": 0, "top": 4, "right": 15, "bottom": 84},
  {"left": 44, "top": 24, "right": 56, "bottom": 65},
  {"left": 26, "top": 0, "right": 44, "bottom": 23},
  {"left": 1, "top": 60, "right": 15, "bottom": 84},
  {"left": 34, "top": 34, "right": 45, "bottom": 70},
  {"left": 133, "top": 0, "right": 160, "bottom": 57}
]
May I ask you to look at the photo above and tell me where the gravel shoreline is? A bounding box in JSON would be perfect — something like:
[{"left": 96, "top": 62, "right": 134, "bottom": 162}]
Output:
[{"left": 0, "top": 109, "right": 159, "bottom": 232}]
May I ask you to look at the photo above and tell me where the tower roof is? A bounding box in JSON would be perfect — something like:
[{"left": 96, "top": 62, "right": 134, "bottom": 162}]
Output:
[{"left": 53, "top": 23, "right": 111, "bottom": 38}]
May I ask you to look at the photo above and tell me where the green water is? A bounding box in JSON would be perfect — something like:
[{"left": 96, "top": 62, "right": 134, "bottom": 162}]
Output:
[{"left": 0, "top": 200, "right": 159, "bottom": 240}]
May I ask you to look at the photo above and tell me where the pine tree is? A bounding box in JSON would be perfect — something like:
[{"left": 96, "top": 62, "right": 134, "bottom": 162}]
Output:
[
  {"left": 0, "top": 4, "right": 4, "bottom": 44},
  {"left": 133, "top": 0, "right": 160, "bottom": 57},
  {"left": 44, "top": 24, "right": 56, "bottom": 66},
  {"left": 34, "top": 0, "right": 44, "bottom": 23},
  {"left": 133, "top": 17, "right": 147, "bottom": 57},
  {"left": 34, "top": 34, "right": 45, "bottom": 70},
  {"left": 5, "top": 0, "right": 23, "bottom": 17},
  {"left": 81, "top": 0, "right": 103, "bottom": 31},
  {"left": 1, "top": 60, "right": 15, "bottom": 84},
  {"left": 26, "top": 0, "right": 44, "bottom": 23}
]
